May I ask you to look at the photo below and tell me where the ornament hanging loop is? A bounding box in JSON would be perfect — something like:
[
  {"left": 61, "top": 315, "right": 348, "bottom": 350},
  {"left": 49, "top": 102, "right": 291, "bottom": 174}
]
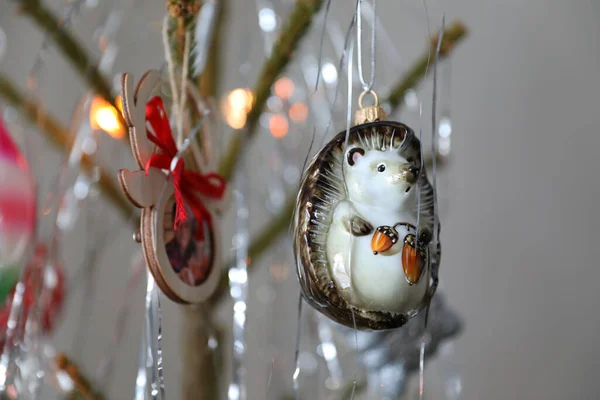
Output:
[
  {"left": 356, "top": 0, "right": 377, "bottom": 92},
  {"left": 355, "top": 89, "right": 386, "bottom": 125},
  {"left": 354, "top": 0, "right": 382, "bottom": 125},
  {"left": 358, "top": 89, "right": 379, "bottom": 108}
]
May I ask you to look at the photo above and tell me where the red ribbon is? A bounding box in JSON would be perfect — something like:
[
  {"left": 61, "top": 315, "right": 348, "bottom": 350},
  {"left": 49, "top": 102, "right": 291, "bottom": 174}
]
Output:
[{"left": 144, "top": 96, "right": 226, "bottom": 240}]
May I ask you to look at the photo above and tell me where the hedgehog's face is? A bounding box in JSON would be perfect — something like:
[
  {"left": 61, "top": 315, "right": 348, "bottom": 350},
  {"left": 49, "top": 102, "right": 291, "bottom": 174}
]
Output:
[{"left": 344, "top": 146, "right": 419, "bottom": 209}]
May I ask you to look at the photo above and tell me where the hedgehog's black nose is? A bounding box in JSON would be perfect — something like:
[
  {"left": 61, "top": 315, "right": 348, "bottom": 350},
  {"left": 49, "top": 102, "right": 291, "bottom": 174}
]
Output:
[{"left": 404, "top": 166, "right": 420, "bottom": 184}]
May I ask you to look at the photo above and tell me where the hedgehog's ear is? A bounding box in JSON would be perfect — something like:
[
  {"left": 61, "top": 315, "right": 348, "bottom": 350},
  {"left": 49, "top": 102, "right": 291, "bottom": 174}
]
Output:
[{"left": 347, "top": 147, "right": 365, "bottom": 166}]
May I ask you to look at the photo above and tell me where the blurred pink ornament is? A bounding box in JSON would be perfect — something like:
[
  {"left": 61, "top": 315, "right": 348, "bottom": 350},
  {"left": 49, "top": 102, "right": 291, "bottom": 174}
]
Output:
[{"left": 0, "top": 113, "right": 36, "bottom": 266}]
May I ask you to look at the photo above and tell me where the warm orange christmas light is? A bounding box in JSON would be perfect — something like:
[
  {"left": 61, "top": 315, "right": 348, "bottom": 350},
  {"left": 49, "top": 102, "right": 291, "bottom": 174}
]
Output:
[
  {"left": 274, "top": 77, "right": 294, "bottom": 100},
  {"left": 228, "top": 88, "right": 253, "bottom": 111},
  {"left": 289, "top": 102, "right": 308, "bottom": 123},
  {"left": 269, "top": 114, "right": 289, "bottom": 139},
  {"left": 223, "top": 88, "right": 253, "bottom": 129},
  {"left": 90, "top": 96, "right": 124, "bottom": 139}
]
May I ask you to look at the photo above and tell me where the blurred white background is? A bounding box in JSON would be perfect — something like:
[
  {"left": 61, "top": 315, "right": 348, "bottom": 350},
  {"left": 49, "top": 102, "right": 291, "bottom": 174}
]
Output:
[{"left": 1, "top": 0, "right": 600, "bottom": 399}]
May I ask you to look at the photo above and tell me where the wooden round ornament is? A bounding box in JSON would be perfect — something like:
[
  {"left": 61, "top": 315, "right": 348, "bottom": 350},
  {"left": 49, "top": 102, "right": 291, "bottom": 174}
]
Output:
[
  {"left": 141, "top": 185, "right": 221, "bottom": 304},
  {"left": 118, "top": 70, "right": 225, "bottom": 304},
  {"left": 294, "top": 98, "right": 440, "bottom": 331}
]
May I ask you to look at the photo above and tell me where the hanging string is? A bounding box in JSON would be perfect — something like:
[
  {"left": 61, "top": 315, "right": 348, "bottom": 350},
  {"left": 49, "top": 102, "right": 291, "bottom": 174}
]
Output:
[
  {"left": 419, "top": 14, "right": 444, "bottom": 400},
  {"left": 144, "top": 271, "right": 165, "bottom": 400},
  {"left": 162, "top": 13, "right": 181, "bottom": 142},
  {"left": 348, "top": 310, "right": 359, "bottom": 400},
  {"left": 134, "top": 322, "right": 148, "bottom": 400},
  {"left": 343, "top": 9, "right": 360, "bottom": 400},
  {"left": 360, "top": 0, "right": 402, "bottom": 69},
  {"left": 177, "top": 32, "right": 192, "bottom": 147},
  {"left": 340, "top": 13, "right": 355, "bottom": 198},
  {"left": 314, "top": 0, "right": 333, "bottom": 91},
  {"left": 415, "top": 3, "right": 430, "bottom": 398},
  {"left": 431, "top": 16, "right": 444, "bottom": 249},
  {"left": 356, "top": 0, "right": 376, "bottom": 92},
  {"left": 228, "top": 178, "right": 249, "bottom": 400},
  {"left": 316, "top": 15, "right": 356, "bottom": 152},
  {"left": 223, "top": 6, "right": 256, "bottom": 398},
  {"left": 292, "top": 293, "right": 303, "bottom": 400},
  {"left": 315, "top": 314, "right": 343, "bottom": 389}
]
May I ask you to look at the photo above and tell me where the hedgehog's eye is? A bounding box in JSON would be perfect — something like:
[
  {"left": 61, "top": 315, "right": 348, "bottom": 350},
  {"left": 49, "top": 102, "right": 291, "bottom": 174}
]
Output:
[{"left": 377, "top": 164, "right": 386, "bottom": 173}]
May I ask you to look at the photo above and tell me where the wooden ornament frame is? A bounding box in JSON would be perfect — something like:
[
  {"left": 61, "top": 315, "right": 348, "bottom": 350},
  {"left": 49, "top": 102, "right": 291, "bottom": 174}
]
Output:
[{"left": 117, "top": 70, "right": 222, "bottom": 304}]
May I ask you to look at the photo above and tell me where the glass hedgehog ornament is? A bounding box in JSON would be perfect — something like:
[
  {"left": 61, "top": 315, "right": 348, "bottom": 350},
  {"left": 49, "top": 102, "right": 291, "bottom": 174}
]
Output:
[{"left": 294, "top": 92, "right": 440, "bottom": 330}]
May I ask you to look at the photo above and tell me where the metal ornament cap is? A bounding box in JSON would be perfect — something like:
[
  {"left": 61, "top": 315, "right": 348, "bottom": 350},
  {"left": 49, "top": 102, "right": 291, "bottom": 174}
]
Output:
[{"left": 354, "top": 90, "right": 387, "bottom": 125}]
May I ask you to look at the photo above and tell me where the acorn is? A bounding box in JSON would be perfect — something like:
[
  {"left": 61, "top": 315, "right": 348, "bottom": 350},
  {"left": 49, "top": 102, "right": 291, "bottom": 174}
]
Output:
[
  {"left": 371, "top": 226, "right": 399, "bottom": 255},
  {"left": 402, "top": 234, "right": 426, "bottom": 285}
]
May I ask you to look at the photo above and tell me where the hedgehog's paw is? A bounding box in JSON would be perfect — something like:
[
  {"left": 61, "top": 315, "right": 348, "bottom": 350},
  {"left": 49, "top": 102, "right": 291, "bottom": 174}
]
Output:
[{"left": 345, "top": 216, "right": 374, "bottom": 237}]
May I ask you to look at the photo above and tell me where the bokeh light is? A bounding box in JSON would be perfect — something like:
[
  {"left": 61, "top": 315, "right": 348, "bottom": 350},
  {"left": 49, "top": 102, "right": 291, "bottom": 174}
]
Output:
[
  {"left": 269, "top": 114, "right": 289, "bottom": 139},
  {"left": 289, "top": 102, "right": 308, "bottom": 123},
  {"left": 89, "top": 95, "right": 124, "bottom": 139},
  {"left": 274, "top": 77, "right": 294, "bottom": 100},
  {"left": 321, "top": 62, "right": 338, "bottom": 85},
  {"left": 222, "top": 88, "right": 253, "bottom": 129},
  {"left": 258, "top": 8, "right": 277, "bottom": 32}
]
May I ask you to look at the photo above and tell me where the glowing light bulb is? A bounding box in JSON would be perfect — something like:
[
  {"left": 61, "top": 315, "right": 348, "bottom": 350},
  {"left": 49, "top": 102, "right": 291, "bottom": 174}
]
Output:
[
  {"left": 289, "top": 102, "right": 308, "bottom": 123},
  {"left": 438, "top": 117, "right": 452, "bottom": 138},
  {"left": 274, "top": 77, "right": 294, "bottom": 100},
  {"left": 223, "top": 88, "right": 253, "bottom": 129},
  {"left": 228, "top": 88, "right": 252, "bottom": 110},
  {"left": 258, "top": 8, "right": 277, "bottom": 32},
  {"left": 269, "top": 114, "right": 289, "bottom": 139},
  {"left": 321, "top": 62, "right": 338, "bottom": 85},
  {"left": 90, "top": 96, "right": 124, "bottom": 139},
  {"left": 227, "top": 111, "right": 247, "bottom": 130}
]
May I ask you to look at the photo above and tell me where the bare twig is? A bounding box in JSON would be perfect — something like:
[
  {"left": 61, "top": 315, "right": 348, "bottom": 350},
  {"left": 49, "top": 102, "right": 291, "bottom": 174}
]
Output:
[
  {"left": 18, "top": 0, "right": 123, "bottom": 121},
  {"left": 0, "top": 74, "right": 135, "bottom": 223},
  {"left": 181, "top": 305, "right": 225, "bottom": 400},
  {"left": 217, "top": 0, "right": 326, "bottom": 181},
  {"left": 386, "top": 20, "right": 467, "bottom": 114},
  {"left": 197, "top": 0, "right": 226, "bottom": 98},
  {"left": 166, "top": 0, "right": 202, "bottom": 69}
]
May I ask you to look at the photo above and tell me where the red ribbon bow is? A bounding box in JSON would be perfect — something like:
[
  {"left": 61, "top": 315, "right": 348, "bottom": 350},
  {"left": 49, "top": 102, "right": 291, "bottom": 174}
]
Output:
[{"left": 144, "top": 96, "right": 226, "bottom": 240}]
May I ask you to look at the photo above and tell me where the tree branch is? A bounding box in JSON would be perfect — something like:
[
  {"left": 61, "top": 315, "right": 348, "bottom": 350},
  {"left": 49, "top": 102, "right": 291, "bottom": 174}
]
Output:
[
  {"left": 197, "top": 0, "right": 226, "bottom": 98},
  {"left": 166, "top": 0, "right": 201, "bottom": 69},
  {"left": 386, "top": 20, "right": 468, "bottom": 114},
  {"left": 0, "top": 74, "right": 135, "bottom": 224},
  {"left": 181, "top": 305, "right": 225, "bottom": 400},
  {"left": 18, "top": 0, "right": 123, "bottom": 120},
  {"left": 217, "top": 0, "right": 325, "bottom": 181}
]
